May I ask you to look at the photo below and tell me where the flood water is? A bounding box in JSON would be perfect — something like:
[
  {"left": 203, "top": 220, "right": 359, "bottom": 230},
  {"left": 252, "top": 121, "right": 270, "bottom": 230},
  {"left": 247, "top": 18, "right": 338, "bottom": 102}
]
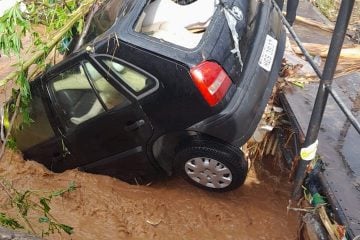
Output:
[{"left": 0, "top": 151, "right": 299, "bottom": 239}]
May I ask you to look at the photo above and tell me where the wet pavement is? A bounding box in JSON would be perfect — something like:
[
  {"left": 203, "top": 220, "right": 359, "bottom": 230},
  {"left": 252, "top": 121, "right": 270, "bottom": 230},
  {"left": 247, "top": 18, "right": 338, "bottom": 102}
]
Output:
[
  {"left": 281, "top": 0, "right": 360, "bottom": 237},
  {"left": 282, "top": 73, "right": 360, "bottom": 236}
]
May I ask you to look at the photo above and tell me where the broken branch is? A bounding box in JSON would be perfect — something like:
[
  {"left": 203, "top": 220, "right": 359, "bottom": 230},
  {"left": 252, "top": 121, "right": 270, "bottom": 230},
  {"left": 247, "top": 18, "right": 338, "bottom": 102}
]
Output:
[
  {"left": 292, "top": 42, "right": 360, "bottom": 60},
  {"left": 295, "top": 15, "right": 334, "bottom": 33},
  {"left": 0, "top": 0, "right": 97, "bottom": 87}
]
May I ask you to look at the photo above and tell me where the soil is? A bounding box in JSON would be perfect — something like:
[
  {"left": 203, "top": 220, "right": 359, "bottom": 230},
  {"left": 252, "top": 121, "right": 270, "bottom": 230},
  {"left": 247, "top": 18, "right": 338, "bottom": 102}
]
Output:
[{"left": 0, "top": 151, "right": 299, "bottom": 240}]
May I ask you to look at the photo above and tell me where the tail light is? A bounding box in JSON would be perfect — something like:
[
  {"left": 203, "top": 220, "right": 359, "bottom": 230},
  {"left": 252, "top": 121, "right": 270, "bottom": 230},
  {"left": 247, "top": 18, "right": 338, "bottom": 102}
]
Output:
[{"left": 190, "top": 61, "right": 232, "bottom": 107}]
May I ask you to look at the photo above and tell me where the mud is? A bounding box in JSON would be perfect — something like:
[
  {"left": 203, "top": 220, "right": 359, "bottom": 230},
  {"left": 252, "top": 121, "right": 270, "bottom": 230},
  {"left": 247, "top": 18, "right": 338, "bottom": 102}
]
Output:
[{"left": 0, "top": 151, "right": 299, "bottom": 240}]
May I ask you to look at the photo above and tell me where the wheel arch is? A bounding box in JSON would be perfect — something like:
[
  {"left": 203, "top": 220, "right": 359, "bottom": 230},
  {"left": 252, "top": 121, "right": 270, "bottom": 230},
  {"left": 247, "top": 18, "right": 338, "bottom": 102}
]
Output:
[{"left": 151, "top": 131, "right": 239, "bottom": 175}]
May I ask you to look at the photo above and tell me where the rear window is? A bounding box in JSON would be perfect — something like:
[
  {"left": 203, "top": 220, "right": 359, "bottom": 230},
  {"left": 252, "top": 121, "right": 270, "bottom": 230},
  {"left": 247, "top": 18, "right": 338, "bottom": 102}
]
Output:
[
  {"left": 82, "top": 0, "right": 125, "bottom": 45},
  {"left": 135, "top": 0, "right": 216, "bottom": 49}
]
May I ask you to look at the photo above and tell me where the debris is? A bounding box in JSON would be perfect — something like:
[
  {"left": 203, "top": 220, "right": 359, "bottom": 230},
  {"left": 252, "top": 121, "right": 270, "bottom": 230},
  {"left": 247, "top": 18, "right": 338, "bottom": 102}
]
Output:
[
  {"left": 283, "top": 37, "right": 318, "bottom": 78},
  {"left": 318, "top": 206, "right": 347, "bottom": 240},
  {"left": 146, "top": 219, "right": 162, "bottom": 226},
  {"left": 273, "top": 106, "right": 284, "bottom": 113},
  {"left": 302, "top": 213, "right": 329, "bottom": 240},
  {"left": 280, "top": 58, "right": 304, "bottom": 78},
  {"left": 295, "top": 15, "right": 334, "bottom": 33},
  {"left": 296, "top": 4, "right": 360, "bottom": 42},
  {"left": 290, "top": 41, "right": 360, "bottom": 77},
  {"left": 292, "top": 42, "right": 360, "bottom": 60},
  {"left": 313, "top": 55, "right": 322, "bottom": 67},
  {"left": 260, "top": 125, "right": 274, "bottom": 132},
  {"left": 287, "top": 206, "right": 315, "bottom": 213},
  {"left": 221, "top": 2, "right": 245, "bottom": 69}
]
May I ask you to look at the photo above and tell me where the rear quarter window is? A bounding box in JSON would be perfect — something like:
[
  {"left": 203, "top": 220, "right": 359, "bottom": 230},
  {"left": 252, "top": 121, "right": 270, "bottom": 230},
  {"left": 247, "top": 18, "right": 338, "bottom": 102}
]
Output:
[{"left": 100, "top": 57, "right": 157, "bottom": 96}]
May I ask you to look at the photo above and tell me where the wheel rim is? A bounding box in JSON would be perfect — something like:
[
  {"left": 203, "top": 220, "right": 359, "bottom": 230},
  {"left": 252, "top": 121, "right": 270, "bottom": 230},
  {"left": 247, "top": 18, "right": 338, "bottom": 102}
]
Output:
[{"left": 184, "top": 157, "right": 233, "bottom": 188}]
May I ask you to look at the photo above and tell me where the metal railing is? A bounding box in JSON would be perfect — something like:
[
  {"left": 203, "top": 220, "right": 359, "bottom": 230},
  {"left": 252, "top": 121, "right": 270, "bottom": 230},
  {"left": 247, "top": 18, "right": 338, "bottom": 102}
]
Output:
[{"left": 271, "top": 0, "right": 359, "bottom": 200}]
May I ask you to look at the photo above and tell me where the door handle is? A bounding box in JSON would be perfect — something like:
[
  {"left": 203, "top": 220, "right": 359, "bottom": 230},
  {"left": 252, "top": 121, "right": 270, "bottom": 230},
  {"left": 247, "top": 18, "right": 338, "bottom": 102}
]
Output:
[{"left": 124, "top": 119, "right": 145, "bottom": 132}]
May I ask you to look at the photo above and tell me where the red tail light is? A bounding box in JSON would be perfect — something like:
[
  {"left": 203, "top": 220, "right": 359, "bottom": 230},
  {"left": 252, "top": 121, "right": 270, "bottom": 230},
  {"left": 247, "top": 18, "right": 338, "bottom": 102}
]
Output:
[{"left": 190, "top": 61, "right": 232, "bottom": 107}]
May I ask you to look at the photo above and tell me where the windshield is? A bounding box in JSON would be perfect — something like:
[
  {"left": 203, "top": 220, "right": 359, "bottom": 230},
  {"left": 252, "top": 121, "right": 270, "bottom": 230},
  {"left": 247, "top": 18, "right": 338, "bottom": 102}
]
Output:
[{"left": 82, "top": 0, "right": 125, "bottom": 45}]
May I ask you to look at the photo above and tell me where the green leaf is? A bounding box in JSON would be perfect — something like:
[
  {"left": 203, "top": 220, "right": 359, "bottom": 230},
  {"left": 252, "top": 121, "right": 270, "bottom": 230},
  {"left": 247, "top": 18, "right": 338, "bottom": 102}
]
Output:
[
  {"left": 311, "top": 193, "right": 326, "bottom": 207},
  {"left": 39, "top": 216, "right": 50, "bottom": 223},
  {"left": 58, "top": 224, "right": 74, "bottom": 235},
  {"left": 39, "top": 197, "right": 51, "bottom": 213},
  {"left": 0, "top": 212, "right": 24, "bottom": 230},
  {"left": 52, "top": 181, "right": 77, "bottom": 197},
  {"left": 5, "top": 137, "right": 17, "bottom": 150}
]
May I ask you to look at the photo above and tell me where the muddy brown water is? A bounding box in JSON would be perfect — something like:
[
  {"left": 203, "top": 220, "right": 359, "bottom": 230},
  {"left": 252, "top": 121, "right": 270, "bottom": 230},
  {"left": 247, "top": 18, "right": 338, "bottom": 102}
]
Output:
[{"left": 0, "top": 151, "right": 299, "bottom": 239}]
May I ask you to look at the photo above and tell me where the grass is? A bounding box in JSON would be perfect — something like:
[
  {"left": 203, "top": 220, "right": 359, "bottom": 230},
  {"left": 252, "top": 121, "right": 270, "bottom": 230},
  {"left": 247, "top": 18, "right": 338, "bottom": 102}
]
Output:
[
  {"left": 312, "top": 0, "right": 360, "bottom": 24},
  {"left": 312, "top": 0, "right": 337, "bottom": 21}
]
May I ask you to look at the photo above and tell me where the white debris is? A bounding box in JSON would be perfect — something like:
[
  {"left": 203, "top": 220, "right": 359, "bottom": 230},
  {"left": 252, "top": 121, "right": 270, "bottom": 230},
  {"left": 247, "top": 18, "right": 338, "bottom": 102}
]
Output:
[
  {"left": 0, "top": 106, "right": 4, "bottom": 141},
  {"left": 222, "top": 4, "right": 244, "bottom": 69},
  {"left": 260, "top": 125, "right": 274, "bottom": 132},
  {"left": 272, "top": 106, "right": 284, "bottom": 113},
  {"left": 252, "top": 121, "right": 275, "bottom": 143}
]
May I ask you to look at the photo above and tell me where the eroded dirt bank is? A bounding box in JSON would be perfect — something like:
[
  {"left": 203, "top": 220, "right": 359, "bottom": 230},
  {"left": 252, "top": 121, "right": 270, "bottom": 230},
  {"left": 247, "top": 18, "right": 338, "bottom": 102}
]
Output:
[{"left": 0, "top": 151, "right": 298, "bottom": 240}]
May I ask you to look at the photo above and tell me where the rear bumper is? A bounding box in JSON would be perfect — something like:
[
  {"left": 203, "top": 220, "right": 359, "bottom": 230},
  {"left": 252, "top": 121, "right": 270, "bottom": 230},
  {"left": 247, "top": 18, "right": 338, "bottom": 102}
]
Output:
[{"left": 188, "top": 0, "right": 285, "bottom": 147}]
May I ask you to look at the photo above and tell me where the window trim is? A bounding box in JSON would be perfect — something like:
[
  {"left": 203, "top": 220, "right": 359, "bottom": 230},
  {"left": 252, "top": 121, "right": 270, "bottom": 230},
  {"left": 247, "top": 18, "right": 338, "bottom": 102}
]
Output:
[
  {"left": 81, "top": 61, "right": 110, "bottom": 111},
  {"left": 124, "top": 0, "right": 214, "bottom": 53},
  {"left": 93, "top": 54, "right": 159, "bottom": 99}
]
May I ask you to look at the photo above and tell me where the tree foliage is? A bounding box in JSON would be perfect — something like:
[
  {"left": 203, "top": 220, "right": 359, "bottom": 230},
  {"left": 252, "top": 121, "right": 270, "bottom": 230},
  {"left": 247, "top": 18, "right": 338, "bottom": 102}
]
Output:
[
  {"left": 0, "top": 180, "right": 77, "bottom": 236},
  {"left": 0, "top": 0, "right": 97, "bottom": 155}
]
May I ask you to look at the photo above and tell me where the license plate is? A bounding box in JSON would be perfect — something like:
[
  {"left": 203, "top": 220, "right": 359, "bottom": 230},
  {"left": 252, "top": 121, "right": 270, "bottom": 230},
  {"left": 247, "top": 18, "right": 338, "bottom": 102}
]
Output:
[{"left": 258, "top": 35, "right": 278, "bottom": 72}]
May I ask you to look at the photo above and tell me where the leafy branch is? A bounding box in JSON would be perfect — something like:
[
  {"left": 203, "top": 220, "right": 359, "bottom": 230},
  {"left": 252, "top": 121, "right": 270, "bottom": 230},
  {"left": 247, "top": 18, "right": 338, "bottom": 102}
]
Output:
[
  {"left": 0, "top": 2, "right": 29, "bottom": 55},
  {"left": 0, "top": 0, "right": 97, "bottom": 87},
  {"left": 0, "top": 180, "right": 77, "bottom": 236},
  {"left": 0, "top": 0, "right": 98, "bottom": 158}
]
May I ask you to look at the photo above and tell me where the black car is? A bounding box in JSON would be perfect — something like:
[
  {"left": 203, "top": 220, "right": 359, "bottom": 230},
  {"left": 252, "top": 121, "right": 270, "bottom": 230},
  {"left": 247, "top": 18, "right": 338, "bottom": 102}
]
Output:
[{"left": 3, "top": 0, "right": 285, "bottom": 192}]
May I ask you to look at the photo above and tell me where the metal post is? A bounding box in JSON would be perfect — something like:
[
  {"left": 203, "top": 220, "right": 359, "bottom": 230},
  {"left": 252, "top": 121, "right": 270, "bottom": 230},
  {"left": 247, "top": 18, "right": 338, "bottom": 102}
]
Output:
[{"left": 291, "top": 0, "right": 355, "bottom": 201}]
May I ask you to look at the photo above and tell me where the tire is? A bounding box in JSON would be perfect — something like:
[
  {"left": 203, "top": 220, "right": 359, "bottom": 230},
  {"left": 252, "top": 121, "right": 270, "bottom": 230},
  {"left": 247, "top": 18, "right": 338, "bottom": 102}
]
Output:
[{"left": 174, "top": 140, "right": 248, "bottom": 192}]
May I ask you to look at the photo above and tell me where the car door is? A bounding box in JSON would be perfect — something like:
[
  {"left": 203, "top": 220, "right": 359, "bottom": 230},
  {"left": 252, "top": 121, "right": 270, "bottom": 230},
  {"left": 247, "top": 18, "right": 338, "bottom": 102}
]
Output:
[
  {"left": 45, "top": 54, "right": 156, "bottom": 177},
  {"left": 12, "top": 80, "right": 69, "bottom": 171}
]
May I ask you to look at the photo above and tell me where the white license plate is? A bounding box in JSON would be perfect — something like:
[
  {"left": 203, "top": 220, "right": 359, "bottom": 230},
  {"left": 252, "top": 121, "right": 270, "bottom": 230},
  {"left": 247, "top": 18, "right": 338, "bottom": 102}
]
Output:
[{"left": 258, "top": 35, "right": 278, "bottom": 72}]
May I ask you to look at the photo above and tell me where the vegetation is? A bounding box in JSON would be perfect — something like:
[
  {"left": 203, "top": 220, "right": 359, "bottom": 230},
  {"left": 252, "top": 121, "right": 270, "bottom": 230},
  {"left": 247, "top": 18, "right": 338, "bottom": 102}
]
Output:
[
  {"left": 0, "top": 180, "right": 77, "bottom": 237},
  {"left": 0, "top": 0, "right": 98, "bottom": 159},
  {"left": 0, "top": 0, "right": 95, "bottom": 237},
  {"left": 312, "top": 0, "right": 360, "bottom": 25},
  {"left": 311, "top": 0, "right": 337, "bottom": 21}
]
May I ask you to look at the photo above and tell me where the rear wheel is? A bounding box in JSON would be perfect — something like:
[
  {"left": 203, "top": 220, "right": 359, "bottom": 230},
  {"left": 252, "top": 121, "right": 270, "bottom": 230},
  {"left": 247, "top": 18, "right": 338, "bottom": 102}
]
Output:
[{"left": 175, "top": 140, "right": 248, "bottom": 192}]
